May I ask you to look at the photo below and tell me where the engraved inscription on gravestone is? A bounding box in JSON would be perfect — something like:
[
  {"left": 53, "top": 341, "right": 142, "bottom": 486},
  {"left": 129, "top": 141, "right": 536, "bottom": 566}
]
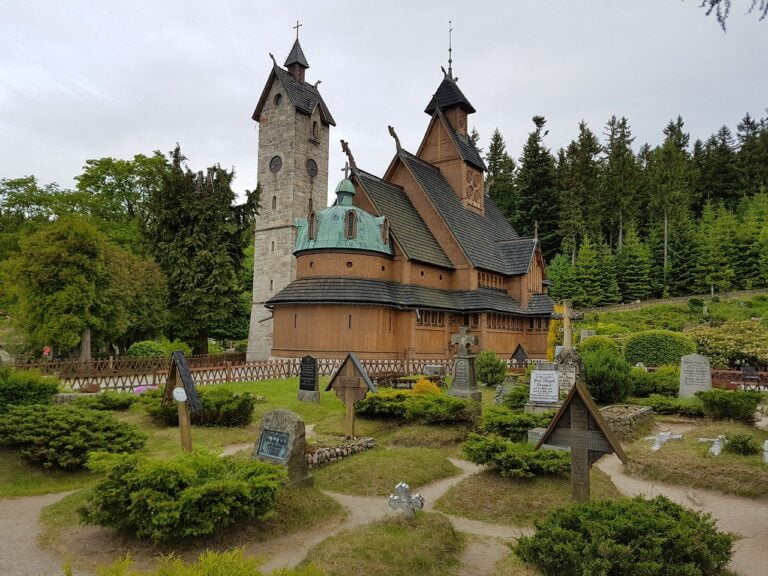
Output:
[
  {"left": 258, "top": 429, "right": 290, "bottom": 460},
  {"left": 297, "top": 355, "right": 320, "bottom": 403},
  {"left": 254, "top": 409, "right": 311, "bottom": 485},
  {"left": 557, "top": 363, "right": 577, "bottom": 393},
  {"left": 529, "top": 370, "right": 560, "bottom": 403},
  {"left": 679, "top": 353, "right": 712, "bottom": 398}
]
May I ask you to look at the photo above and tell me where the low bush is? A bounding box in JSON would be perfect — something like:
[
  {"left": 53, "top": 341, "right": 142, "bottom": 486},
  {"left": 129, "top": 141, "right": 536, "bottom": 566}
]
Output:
[
  {"left": 143, "top": 388, "right": 257, "bottom": 427},
  {"left": 475, "top": 350, "right": 507, "bottom": 387},
  {"left": 462, "top": 434, "right": 569, "bottom": 478},
  {"left": 696, "top": 389, "right": 761, "bottom": 423},
  {"left": 83, "top": 549, "right": 323, "bottom": 576},
  {"left": 127, "top": 339, "right": 193, "bottom": 358},
  {"left": 356, "top": 389, "right": 478, "bottom": 424},
  {"left": 412, "top": 379, "right": 441, "bottom": 396},
  {"left": 516, "top": 495, "right": 734, "bottom": 576},
  {"left": 583, "top": 348, "right": 632, "bottom": 403},
  {"left": 723, "top": 432, "right": 761, "bottom": 455},
  {"left": 629, "top": 365, "right": 679, "bottom": 397},
  {"left": 80, "top": 451, "right": 285, "bottom": 542},
  {"left": 0, "top": 367, "right": 59, "bottom": 413},
  {"left": 480, "top": 407, "right": 553, "bottom": 442},
  {"left": 689, "top": 320, "right": 768, "bottom": 368},
  {"left": 633, "top": 394, "right": 706, "bottom": 418},
  {"left": 623, "top": 330, "right": 696, "bottom": 366},
  {"left": 578, "top": 335, "right": 620, "bottom": 357},
  {"left": 73, "top": 392, "right": 135, "bottom": 411},
  {"left": 0, "top": 404, "right": 145, "bottom": 469},
  {"left": 502, "top": 385, "right": 529, "bottom": 410}
]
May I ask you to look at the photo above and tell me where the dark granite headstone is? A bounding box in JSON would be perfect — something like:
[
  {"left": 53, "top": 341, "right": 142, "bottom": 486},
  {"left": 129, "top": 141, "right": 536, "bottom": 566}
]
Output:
[
  {"left": 254, "top": 409, "right": 311, "bottom": 486},
  {"left": 449, "top": 327, "right": 481, "bottom": 402},
  {"left": 297, "top": 355, "right": 320, "bottom": 403}
]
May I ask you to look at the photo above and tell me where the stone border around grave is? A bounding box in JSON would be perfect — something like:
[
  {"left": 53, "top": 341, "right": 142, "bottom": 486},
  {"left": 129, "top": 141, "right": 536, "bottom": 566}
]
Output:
[
  {"left": 306, "top": 437, "right": 376, "bottom": 468},
  {"left": 600, "top": 405, "right": 654, "bottom": 441}
]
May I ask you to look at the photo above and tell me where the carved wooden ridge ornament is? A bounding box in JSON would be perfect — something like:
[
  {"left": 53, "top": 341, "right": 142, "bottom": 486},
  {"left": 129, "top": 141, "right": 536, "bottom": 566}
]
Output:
[
  {"left": 325, "top": 353, "right": 377, "bottom": 438},
  {"left": 535, "top": 380, "right": 627, "bottom": 501}
]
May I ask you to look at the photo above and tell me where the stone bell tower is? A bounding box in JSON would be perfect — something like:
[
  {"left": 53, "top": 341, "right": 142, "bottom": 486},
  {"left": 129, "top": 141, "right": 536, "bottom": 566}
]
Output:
[{"left": 247, "top": 31, "right": 335, "bottom": 361}]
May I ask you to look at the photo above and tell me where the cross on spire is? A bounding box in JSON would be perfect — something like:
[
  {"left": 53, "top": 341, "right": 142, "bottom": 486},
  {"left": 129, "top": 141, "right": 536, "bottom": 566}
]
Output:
[
  {"left": 293, "top": 20, "right": 302, "bottom": 40},
  {"left": 341, "top": 161, "right": 350, "bottom": 179},
  {"left": 448, "top": 20, "right": 453, "bottom": 78}
]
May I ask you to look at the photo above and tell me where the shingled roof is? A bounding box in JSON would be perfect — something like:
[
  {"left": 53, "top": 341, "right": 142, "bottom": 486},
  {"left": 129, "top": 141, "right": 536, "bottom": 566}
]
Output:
[
  {"left": 356, "top": 170, "right": 453, "bottom": 268},
  {"left": 425, "top": 76, "right": 476, "bottom": 115},
  {"left": 284, "top": 39, "right": 309, "bottom": 68},
  {"left": 267, "top": 277, "right": 553, "bottom": 316},
  {"left": 399, "top": 151, "right": 541, "bottom": 276},
  {"left": 434, "top": 109, "right": 486, "bottom": 171},
  {"left": 252, "top": 65, "right": 336, "bottom": 126}
]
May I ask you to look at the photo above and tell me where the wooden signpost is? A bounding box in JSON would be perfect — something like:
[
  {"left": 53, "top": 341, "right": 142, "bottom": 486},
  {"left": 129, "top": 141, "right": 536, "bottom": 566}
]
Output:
[
  {"left": 163, "top": 351, "right": 202, "bottom": 452},
  {"left": 326, "top": 353, "right": 377, "bottom": 438},
  {"left": 535, "top": 380, "right": 627, "bottom": 501}
]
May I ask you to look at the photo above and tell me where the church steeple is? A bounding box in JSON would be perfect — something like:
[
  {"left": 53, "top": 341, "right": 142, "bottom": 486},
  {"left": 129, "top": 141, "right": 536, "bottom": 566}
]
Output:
[{"left": 284, "top": 22, "right": 309, "bottom": 83}]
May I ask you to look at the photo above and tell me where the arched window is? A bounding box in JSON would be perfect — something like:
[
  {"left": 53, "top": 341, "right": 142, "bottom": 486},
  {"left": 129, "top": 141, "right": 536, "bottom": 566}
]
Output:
[
  {"left": 381, "top": 218, "right": 389, "bottom": 244},
  {"left": 273, "top": 93, "right": 282, "bottom": 106},
  {"left": 345, "top": 211, "right": 357, "bottom": 239},
  {"left": 308, "top": 211, "right": 317, "bottom": 240},
  {"left": 271, "top": 196, "right": 277, "bottom": 210},
  {"left": 308, "top": 196, "right": 313, "bottom": 214},
  {"left": 312, "top": 121, "right": 319, "bottom": 140}
]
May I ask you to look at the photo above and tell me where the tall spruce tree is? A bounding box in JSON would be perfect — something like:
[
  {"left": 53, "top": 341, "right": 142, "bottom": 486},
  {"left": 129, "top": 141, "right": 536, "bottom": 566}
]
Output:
[
  {"left": 615, "top": 224, "right": 652, "bottom": 301},
  {"left": 513, "top": 116, "right": 558, "bottom": 259},
  {"left": 597, "top": 240, "right": 622, "bottom": 305},
  {"left": 697, "top": 126, "right": 741, "bottom": 209},
  {"left": 732, "top": 195, "right": 766, "bottom": 289},
  {"left": 485, "top": 128, "right": 516, "bottom": 219},
  {"left": 694, "top": 203, "right": 735, "bottom": 295},
  {"left": 143, "top": 146, "right": 258, "bottom": 353},
  {"left": 546, "top": 252, "right": 576, "bottom": 302},
  {"left": 572, "top": 237, "right": 604, "bottom": 307},
  {"left": 601, "top": 116, "right": 640, "bottom": 248},
  {"left": 736, "top": 112, "right": 768, "bottom": 194},
  {"left": 667, "top": 214, "right": 700, "bottom": 296}
]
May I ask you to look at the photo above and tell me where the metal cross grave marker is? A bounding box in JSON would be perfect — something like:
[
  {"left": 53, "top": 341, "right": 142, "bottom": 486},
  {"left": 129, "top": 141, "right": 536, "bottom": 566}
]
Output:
[
  {"left": 326, "top": 353, "right": 376, "bottom": 438},
  {"left": 699, "top": 435, "right": 727, "bottom": 456},
  {"left": 643, "top": 431, "right": 683, "bottom": 452},
  {"left": 388, "top": 482, "right": 424, "bottom": 520},
  {"left": 535, "top": 380, "right": 627, "bottom": 501}
]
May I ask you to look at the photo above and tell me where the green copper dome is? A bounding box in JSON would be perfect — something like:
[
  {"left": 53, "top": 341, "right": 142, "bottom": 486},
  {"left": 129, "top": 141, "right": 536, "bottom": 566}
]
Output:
[{"left": 295, "top": 178, "right": 393, "bottom": 255}]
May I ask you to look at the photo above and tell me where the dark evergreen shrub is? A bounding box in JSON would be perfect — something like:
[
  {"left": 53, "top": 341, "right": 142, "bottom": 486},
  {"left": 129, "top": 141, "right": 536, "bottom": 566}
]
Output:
[
  {"left": 80, "top": 451, "right": 285, "bottom": 542},
  {"left": 502, "top": 385, "right": 529, "bottom": 410},
  {"left": 403, "top": 394, "right": 479, "bottom": 424},
  {"left": 696, "top": 389, "right": 761, "bottom": 423},
  {"left": 629, "top": 365, "right": 679, "bottom": 397},
  {"left": 462, "top": 434, "right": 569, "bottom": 478},
  {"left": 723, "top": 432, "right": 761, "bottom": 455},
  {"left": 583, "top": 349, "right": 632, "bottom": 403},
  {"left": 475, "top": 350, "right": 507, "bottom": 386},
  {"left": 481, "top": 407, "right": 553, "bottom": 441},
  {"left": 623, "top": 330, "right": 695, "bottom": 366},
  {"left": 635, "top": 394, "right": 706, "bottom": 418},
  {"left": 516, "top": 496, "right": 734, "bottom": 576},
  {"left": 355, "top": 389, "right": 411, "bottom": 419},
  {"left": 74, "top": 392, "right": 136, "bottom": 411},
  {"left": 0, "top": 367, "right": 59, "bottom": 413},
  {"left": 142, "top": 388, "right": 257, "bottom": 427},
  {"left": 0, "top": 404, "right": 145, "bottom": 469}
]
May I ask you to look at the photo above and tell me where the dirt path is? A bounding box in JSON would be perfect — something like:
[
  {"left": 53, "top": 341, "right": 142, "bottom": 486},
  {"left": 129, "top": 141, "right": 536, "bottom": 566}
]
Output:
[
  {"left": 597, "top": 453, "right": 768, "bottom": 576},
  {"left": 0, "top": 492, "right": 70, "bottom": 576}
]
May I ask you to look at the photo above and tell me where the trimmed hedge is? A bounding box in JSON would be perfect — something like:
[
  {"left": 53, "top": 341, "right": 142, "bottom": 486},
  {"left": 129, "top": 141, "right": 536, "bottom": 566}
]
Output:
[
  {"left": 462, "top": 434, "right": 569, "bottom": 478},
  {"left": 481, "top": 406, "right": 553, "bottom": 442},
  {"left": 516, "top": 496, "right": 734, "bottom": 576},
  {"left": 80, "top": 451, "right": 285, "bottom": 542},
  {"left": 73, "top": 392, "right": 136, "bottom": 411},
  {"left": 633, "top": 394, "right": 706, "bottom": 418},
  {"left": 0, "top": 367, "right": 59, "bottom": 413},
  {"left": 143, "top": 388, "right": 257, "bottom": 427},
  {"left": 623, "top": 330, "right": 695, "bottom": 366},
  {"left": 578, "top": 335, "right": 620, "bottom": 357},
  {"left": 356, "top": 389, "right": 478, "bottom": 424},
  {"left": 475, "top": 350, "right": 507, "bottom": 387},
  {"left": 0, "top": 404, "right": 145, "bottom": 469},
  {"left": 629, "top": 365, "right": 679, "bottom": 397},
  {"left": 127, "top": 339, "right": 193, "bottom": 358},
  {"left": 583, "top": 348, "right": 632, "bottom": 403},
  {"left": 696, "top": 389, "right": 761, "bottom": 423}
]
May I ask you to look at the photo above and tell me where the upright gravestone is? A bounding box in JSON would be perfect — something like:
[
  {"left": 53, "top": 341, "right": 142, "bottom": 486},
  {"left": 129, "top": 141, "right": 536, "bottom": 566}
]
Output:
[
  {"left": 555, "top": 347, "right": 581, "bottom": 394},
  {"left": 679, "top": 353, "right": 712, "bottom": 398},
  {"left": 525, "top": 364, "right": 561, "bottom": 414},
  {"left": 449, "top": 327, "right": 481, "bottom": 402},
  {"left": 297, "top": 355, "right": 320, "bottom": 403},
  {"left": 254, "top": 409, "right": 311, "bottom": 486}
]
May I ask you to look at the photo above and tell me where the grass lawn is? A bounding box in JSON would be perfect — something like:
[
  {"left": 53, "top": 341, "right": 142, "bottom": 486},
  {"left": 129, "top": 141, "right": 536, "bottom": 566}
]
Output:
[
  {"left": 492, "top": 550, "right": 544, "bottom": 576},
  {"left": 0, "top": 450, "right": 98, "bottom": 499},
  {"left": 313, "top": 446, "right": 460, "bottom": 496},
  {"left": 302, "top": 512, "right": 464, "bottom": 576},
  {"left": 434, "top": 469, "right": 623, "bottom": 526},
  {"left": 625, "top": 421, "right": 768, "bottom": 497}
]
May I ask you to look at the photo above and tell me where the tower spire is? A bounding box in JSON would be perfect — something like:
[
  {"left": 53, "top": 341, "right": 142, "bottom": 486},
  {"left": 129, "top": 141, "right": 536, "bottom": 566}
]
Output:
[
  {"left": 293, "top": 20, "right": 302, "bottom": 40},
  {"left": 447, "top": 20, "right": 453, "bottom": 79}
]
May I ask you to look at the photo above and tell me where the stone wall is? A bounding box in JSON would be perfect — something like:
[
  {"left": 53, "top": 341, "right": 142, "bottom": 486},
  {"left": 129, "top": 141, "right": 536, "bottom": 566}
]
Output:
[
  {"left": 306, "top": 437, "right": 375, "bottom": 468},
  {"left": 600, "top": 404, "right": 654, "bottom": 440}
]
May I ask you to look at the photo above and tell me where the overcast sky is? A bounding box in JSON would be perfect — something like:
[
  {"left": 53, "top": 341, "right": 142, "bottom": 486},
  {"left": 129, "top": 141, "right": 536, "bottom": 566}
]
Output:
[{"left": 1, "top": 1, "right": 766, "bottom": 205}]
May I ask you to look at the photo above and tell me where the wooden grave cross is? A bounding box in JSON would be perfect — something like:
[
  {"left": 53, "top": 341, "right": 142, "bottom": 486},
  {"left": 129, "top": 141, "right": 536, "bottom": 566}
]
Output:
[
  {"left": 325, "top": 353, "right": 377, "bottom": 438},
  {"left": 535, "top": 380, "right": 626, "bottom": 501},
  {"left": 551, "top": 299, "right": 583, "bottom": 350},
  {"left": 163, "top": 351, "right": 202, "bottom": 452}
]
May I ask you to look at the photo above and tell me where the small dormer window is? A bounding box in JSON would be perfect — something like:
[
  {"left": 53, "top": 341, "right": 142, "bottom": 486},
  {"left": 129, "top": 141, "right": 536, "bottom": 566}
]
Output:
[
  {"left": 381, "top": 218, "right": 389, "bottom": 244},
  {"left": 345, "top": 211, "right": 357, "bottom": 239},
  {"left": 308, "top": 211, "right": 317, "bottom": 240}
]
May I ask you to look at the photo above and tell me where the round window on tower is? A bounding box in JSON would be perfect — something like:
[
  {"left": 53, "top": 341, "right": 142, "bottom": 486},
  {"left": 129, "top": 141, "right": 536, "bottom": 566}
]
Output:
[
  {"left": 273, "top": 93, "right": 282, "bottom": 106},
  {"left": 306, "top": 159, "right": 318, "bottom": 178},
  {"left": 269, "top": 155, "right": 282, "bottom": 174}
]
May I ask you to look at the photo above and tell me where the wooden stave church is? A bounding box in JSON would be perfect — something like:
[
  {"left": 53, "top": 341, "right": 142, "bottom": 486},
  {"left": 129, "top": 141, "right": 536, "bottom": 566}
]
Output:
[{"left": 255, "top": 42, "right": 554, "bottom": 361}]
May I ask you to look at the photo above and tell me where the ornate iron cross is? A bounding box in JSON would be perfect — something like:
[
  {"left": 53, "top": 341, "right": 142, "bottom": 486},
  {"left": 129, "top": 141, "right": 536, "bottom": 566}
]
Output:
[
  {"left": 450, "top": 326, "right": 476, "bottom": 357},
  {"left": 388, "top": 482, "right": 424, "bottom": 520}
]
